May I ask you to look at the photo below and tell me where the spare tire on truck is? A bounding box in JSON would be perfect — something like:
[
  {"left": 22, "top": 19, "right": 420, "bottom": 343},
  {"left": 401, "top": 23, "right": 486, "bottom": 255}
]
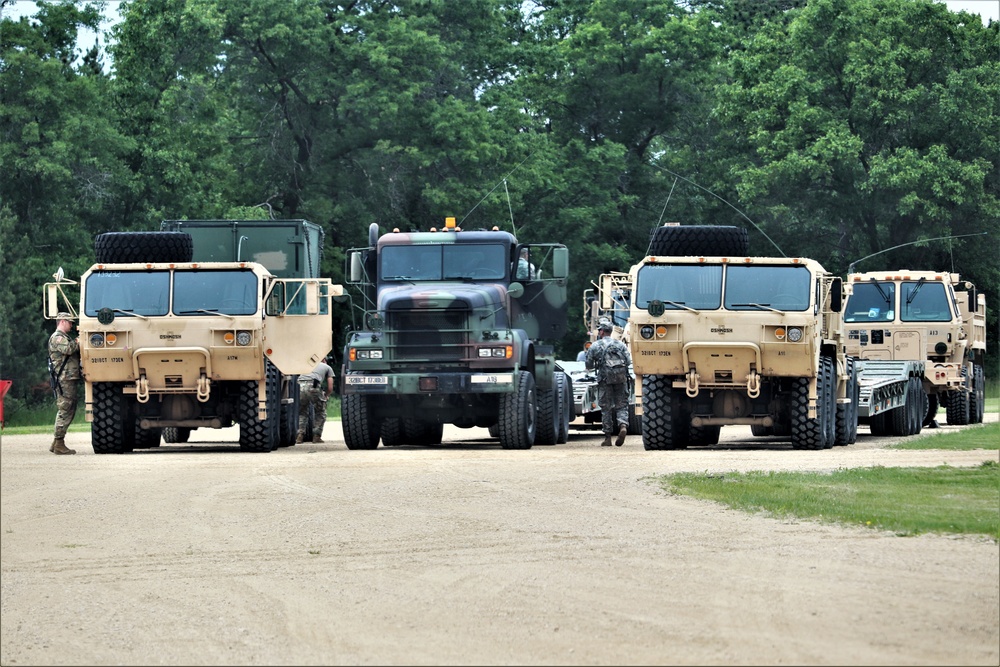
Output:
[
  {"left": 648, "top": 225, "right": 749, "bottom": 257},
  {"left": 95, "top": 232, "right": 194, "bottom": 264}
]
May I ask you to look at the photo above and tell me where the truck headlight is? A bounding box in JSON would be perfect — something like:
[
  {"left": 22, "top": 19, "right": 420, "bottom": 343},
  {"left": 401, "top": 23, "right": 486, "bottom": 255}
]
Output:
[
  {"left": 478, "top": 347, "right": 510, "bottom": 358},
  {"left": 356, "top": 350, "right": 383, "bottom": 359},
  {"left": 787, "top": 327, "right": 803, "bottom": 342},
  {"left": 236, "top": 330, "right": 252, "bottom": 346},
  {"left": 89, "top": 333, "right": 105, "bottom": 348},
  {"left": 640, "top": 325, "right": 654, "bottom": 339}
]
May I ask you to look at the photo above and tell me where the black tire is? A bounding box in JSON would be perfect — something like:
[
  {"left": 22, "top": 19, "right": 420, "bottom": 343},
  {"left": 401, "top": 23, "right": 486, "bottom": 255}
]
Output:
[
  {"left": 821, "top": 356, "right": 836, "bottom": 449},
  {"left": 945, "top": 386, "right": 970, "bottom": 426},
  {"left": 969, "top": 364, "right": 985, "bottom": 424},
  {"left": 94, "top": 231, "right": 194, "bottom": 264},
  {"left": 498, "top": 371, "right": 536, "bottom": 449},
  {"left": 91, "top": 383, "right": 134, "bottom": 454},
  {"left": 406, "top": 419, "right": 443, "bottom": 446},
  {"left": 750, "top": 424, "right": 774, "bottom": 437},
  {"left": 834, "top": 357, "right": 859, "bottom": 446},
  {"left": 870, "top": 410, "right": 892, "bottom": 436},
  {"left": 278, "top": 378, "right": 300, "bottom": 448},
  {"left": 627, "top": 402, "right": 643, "bottom": 435},
  {"left": 535, "top": 382, "right": 560, "bottom": 446},
  {"left": 642, "top": 375, "right": 687, "bottom": 450},
  {"left": 556, "top": 371, "right": 571, "bottom": 444},
  {"left": 648, "top": 225, "right": 749, "bottom": 257},
  {"left": 163, "top": 426, "right": 178, "bottom": 443},
  {"left": 381, "top": 417, "right": 405, "bottom": 446},
  {"left": 239, "top": 362, "right": 280, "bottom": 452},
  {"left": 342, "top": 392, "right": 380, "bottom": 449},
  {"left": 790, "top": 376, "right": 825, "bottom": 450},
  {"left": 134, "top": 422, "right": 162, "bottom": 448},
  {"left": 487, "top": 423, "right": 500, "bottom": 439},
  {"left": 923, "top": 393, "right": 939, "bottom": 427},
  {"left": 689, "top": 424, "right": 721, "bottom": 446}
]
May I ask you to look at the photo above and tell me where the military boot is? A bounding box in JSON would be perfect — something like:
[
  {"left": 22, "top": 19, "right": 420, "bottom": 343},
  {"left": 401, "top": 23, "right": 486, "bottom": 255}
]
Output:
[
  {"left": 312, "top": 435, "right": 323, "bottom": 443},
  {"left": 601, "top": 434, "right": 613, "bottom": 447},
  {"left": 295, "top": 431, "right": 304, "bottom": 444},
  {"left": 51, "top": 438, "right": 76, "bottom": 455},
  {"left": 615, "top": 424, "right": 628, "bottom": 447}
]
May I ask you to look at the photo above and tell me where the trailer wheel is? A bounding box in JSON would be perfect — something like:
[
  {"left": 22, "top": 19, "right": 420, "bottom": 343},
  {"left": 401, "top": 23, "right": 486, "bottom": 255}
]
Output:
[
  {"left": 498, "top": 371, "right": 536, "bottom": 449},
  {"left": 969, "top": 364, "right": 985, "bottom": 424},
  {"left": 342, "top": 391, "right": 380, "bottom": 449},
  {"left": 689, "top": 424, "right": 721, "bottom": 446},
  {"left": 642, "top": 375, "right": 687, "bottom": 450},
  {"left": 134, "top": 422, "right": 162, "bottom": 448},
  {"left": 94, "top": 231, "right": 194, "bottom": 263},
  {"left": 239, "top": 361, "right": 280, "bottom": 452},
  {"left": 648, "top": 225, "right": 749, "bottom": 257},
  {"left": 163, "top": 427, "right": 191, "bottom": 443},
  {"left": 834, "top": 357, "right": 859, "bottom": 446},
  {"left": 790, "top": 375, "right": 826, "bottom": 450},
  {"left": 923, "top": 393, "right": 939, "bottom": 427},
  {"left": 91, "top": 383, "right": 134, "bottom": 454},
  {"left": 277, "top": 377, "right": 300, "bottom": 448}
]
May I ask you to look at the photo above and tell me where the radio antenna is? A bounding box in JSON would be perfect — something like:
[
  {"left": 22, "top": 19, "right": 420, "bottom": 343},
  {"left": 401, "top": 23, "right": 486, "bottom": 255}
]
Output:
[{"left": 847, "top": 232, "right": 988, "bottom": 274}]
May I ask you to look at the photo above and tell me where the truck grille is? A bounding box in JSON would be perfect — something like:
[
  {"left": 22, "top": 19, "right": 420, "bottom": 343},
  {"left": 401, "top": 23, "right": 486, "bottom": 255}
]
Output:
[{"left": 385, "top": 307, "right": 470, "bottom": 362}]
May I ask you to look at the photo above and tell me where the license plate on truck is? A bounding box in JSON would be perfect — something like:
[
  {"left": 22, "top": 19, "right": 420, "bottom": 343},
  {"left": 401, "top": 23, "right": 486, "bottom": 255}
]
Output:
[
  {"left": 346, "top": 376, "right": 388, "bottom": 385},
  {"left": 471, "top": 374, "right": 513, "bottom": 384}
]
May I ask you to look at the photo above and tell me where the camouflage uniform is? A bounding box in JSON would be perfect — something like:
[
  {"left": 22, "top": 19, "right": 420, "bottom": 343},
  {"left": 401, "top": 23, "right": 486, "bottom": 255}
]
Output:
[
  {"left": 48, "top": 327, "right": 81, "bottom": 440},
  {"left": 585, "top": 334, "right": 631, "bottom": 443},
  {"left": 298, "top": 361, "right": 335, "bottom": 443}
]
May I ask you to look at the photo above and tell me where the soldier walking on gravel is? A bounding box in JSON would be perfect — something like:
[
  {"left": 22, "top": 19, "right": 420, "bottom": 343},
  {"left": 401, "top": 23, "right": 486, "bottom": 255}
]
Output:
[
  {"left": 48, "top": 312, "right": 80, "bottom": 455},
  {"left": 297, "top": 357, "right": 335, "bottom": 443},
  {"left": 586, "top": 320, "right": 632, "bottom": 447}
]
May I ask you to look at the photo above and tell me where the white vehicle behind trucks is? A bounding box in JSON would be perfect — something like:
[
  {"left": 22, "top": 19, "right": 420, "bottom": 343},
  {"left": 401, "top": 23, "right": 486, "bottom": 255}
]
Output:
[
  {"left": 628, "top": 224, "right": 860, "bottom": 450},
  {"left": 568, "top": 272, "right": 642, "bottom": 434},
  {"left": 43, "top": 223, "right": 341, "bottom": 453},
  {"left": 843, "top": 269, "right": 987, "bottom": 430}
]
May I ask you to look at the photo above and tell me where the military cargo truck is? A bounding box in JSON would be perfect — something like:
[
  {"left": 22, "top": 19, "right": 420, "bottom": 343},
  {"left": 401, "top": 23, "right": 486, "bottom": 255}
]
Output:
[
  {"left": 340, "top": 218, "right": 571, "bottom": 449},
  {"left": 43, "top": 221, "right": 339, "bottom": 453},
  {"left": 843, "top": 269, "right": 987, "bottom": 428},
  {"left": 628, "top": 224, "right": 858, "bottom": 450}
]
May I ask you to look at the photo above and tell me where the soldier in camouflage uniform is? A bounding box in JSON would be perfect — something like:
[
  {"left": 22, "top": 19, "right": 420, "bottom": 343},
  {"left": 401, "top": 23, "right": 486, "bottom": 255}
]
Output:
[
  {"left": 585, "top": 320, "right": 632, "bottom": 447},
  {"left": 48, "top": 312, "right": 80, "bottom": 455},
  {"left": 297, "top": 358, "right": 335, "bottom": 443}
]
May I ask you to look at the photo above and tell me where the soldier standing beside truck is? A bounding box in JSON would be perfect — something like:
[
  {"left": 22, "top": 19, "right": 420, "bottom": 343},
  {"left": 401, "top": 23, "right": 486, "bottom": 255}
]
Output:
[
  {"left": 47, "top": 312, "right": 80, "bottom": 455},
  {"left": 586, "top": 320, "right": 632, "bottom": 447},
  {"left": 298, "top": 358, "right": 335, "bottom": 443}
]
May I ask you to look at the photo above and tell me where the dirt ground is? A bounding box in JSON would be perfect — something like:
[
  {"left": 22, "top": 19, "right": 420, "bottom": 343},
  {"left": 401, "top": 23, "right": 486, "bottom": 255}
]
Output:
[{"left": 1, "top": 416, "right": 997, "bottom": 666}]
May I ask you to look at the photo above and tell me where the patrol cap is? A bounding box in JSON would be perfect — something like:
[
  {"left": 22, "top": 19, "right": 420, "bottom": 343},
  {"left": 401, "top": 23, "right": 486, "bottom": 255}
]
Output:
[
  {"left": 55, "top": 312, "right": 75, "bottom": 321},
  {"left": 599, "top": 321, "right": 613, "bottom": 332}
]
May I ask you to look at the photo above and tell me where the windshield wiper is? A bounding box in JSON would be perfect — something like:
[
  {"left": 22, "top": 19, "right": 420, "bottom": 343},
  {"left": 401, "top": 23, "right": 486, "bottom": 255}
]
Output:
[
  {"left": 663, "top": 300, "right": 700, "bottom": 313},
  {"left": 109, "top": 308, "right": 149, "bottom": 320},
  {"left": 868, "top": 278, "right": 892, "bottom": 305},
  {"left": 730, "top": 302, "right": 780, "bottom": 312},
  {"left": 176, "top": 308, "right": 236, "bottom": 319},
  {"left": 905, "top": 277, "right": 927, "bottom": 305}
]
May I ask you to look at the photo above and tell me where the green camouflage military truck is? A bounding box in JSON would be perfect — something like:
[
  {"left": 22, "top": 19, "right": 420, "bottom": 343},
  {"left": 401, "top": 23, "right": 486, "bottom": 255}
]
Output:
[
  {"left": 340, "top": 218, "right": 572, "bottom": 449},
  {"left": 43, "top": 220, "right": 340, "bottom": 453}
]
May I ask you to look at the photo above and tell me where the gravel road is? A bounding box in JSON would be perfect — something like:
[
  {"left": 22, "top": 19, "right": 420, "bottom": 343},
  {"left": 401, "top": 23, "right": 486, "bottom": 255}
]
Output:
[{"left": 2, "top": 417, "right": 997, "bottom": 666}]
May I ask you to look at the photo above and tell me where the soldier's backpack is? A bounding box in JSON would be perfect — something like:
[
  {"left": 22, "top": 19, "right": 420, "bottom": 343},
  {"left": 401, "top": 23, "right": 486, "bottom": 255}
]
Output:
[{"left": 602, "top": 340, "right": 630, "bottom": 385}]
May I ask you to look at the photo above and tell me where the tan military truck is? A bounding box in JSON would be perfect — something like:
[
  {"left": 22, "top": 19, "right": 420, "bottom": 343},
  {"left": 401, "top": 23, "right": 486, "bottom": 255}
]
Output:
[
  {"left": 843, "top": 269, "right": 987, "bottom": 428},
  {"left": 627, "top": 224, "right": 858, "bottom": 450},
  {"left": 43, "top": 224, "right": 340, "bottom": 453}
]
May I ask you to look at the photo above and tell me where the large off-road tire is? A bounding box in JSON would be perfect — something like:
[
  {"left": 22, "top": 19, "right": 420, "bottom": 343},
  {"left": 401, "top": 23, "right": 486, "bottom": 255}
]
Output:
[
  {"left": 688, "top": 424, "right": 721, "bottom": 446},
  {"left": 834, "top": 357, "right": 859, "bottom": 446},
  {"left": 790, "top": 376, "right": 826, "bottom": 450},
  {"left": 556, "top": 371, "right": 571, "bottom": 444},
  {"left": 342, "top": 392, "right": 380, "bottom": 449},
  {"left": 487, "top": 423, "right": 500, "bottom": 439},
  {"left": 750, "top": 424, "right": 774, "bottom": 437},
  {"left": 945, "top": 386, "right": 970, "bottom": 426},
  {"left": 642, "top": 375, "right": 686, "bottom": 450},
  {"left": 821, "top": 356, "right": 836, "bottom": 448},
  {"left": 277, "top": 377, "right": 300, "bottom": 448},
  {"left": 923, "top": 393, "right": 939, "bottom": 427},
  {"left": 869, "top": 410, "right": 892, "bottom": 436},
  {"left": 627, "top": 402, "right": 643, "bottom": 435},
  {"left": 239, "top": 362, "right": 280, "bottom": 452},
  {"left": 380, "top": 417, "right": 405, "bottom": 446},
  {"left": 133, "top": 422, "right": 162, "bottom": 448},
  {"left": 890, "top": 377, "right": 915, "bottom": 436},
  {"left": 94, "top": 231, "right": 194, "bottom": 264},
  {"left": 91, "top": 383, "right": 135, "bottom": 454},
  {"left": 969, "top": 364, "right": 985, "bottom": 424},
  {"left": 498, "top": 371, "right": 536, "bottom": 450},
  {"left": 406, "top": 419, "right": 443, "bottom": 446},
  {"left": 535, "top": 382, "right": 560, "bottom": 446},
  {"left": 648, "top": 225, "right": 749, "bottom": 257}
]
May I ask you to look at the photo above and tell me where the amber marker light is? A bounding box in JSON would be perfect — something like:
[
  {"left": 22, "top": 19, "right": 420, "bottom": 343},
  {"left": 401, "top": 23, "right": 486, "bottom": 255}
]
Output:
[
  {"left": 224, "top": 332, "right": 235, "bottom": 344},
  {"left": 105, "top": 333, "right": 117, "bottom": 346},
  {"left": 775, "top": 327, "right": 786, "bottom": 340}
]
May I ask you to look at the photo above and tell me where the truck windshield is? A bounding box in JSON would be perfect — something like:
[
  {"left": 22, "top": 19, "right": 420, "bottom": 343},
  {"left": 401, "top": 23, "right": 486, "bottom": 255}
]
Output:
[
  {"left": 173, "top": 270, "right": 258, "bottom": 315},
  {"left": 901, "top": 280, "right": 952, "bottom": 322},
  {"left": 381, "top": 244, "right": 506, "bottom": 281},
  {"left": 724, "top": 265, "right": 812, "bottom": 311},
  {"left": 85, "top": 270, "right": 170, "bottom": 317},
  {"left": 844, "top": 281, "right": 896, "bottom": 323},
  {"left": 635, "top": 264, "right": 722, "bottom": 310}
]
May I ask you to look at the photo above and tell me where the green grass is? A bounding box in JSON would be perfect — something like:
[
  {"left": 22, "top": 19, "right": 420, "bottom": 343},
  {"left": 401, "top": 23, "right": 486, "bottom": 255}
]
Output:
[
  {"left": 655, "top": 461, "right": 999, "bottom": 540},
  {"left": 891, "top": 421, "right": 1000, "bottom": 450}
]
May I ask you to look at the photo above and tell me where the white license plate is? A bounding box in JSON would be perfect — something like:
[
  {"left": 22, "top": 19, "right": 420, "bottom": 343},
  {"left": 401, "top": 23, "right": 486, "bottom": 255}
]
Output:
[
  {"left": 346, "top": 376, "right": 388, "bottom": 385},
  {"left": 470, "top": 374, "right": 513, "bottom": 384}
]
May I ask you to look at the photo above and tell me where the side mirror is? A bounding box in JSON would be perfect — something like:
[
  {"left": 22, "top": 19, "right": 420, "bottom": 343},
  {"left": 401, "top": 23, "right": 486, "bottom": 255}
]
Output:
[
  {"left": 508, "top": 282, "right": 525, "bottom": 299},
  {"left": 968, "top": 288, "right": 977, "bottom": 312},
  {"left": 550, "top": 247, "right": 569, "bottom": 279},
  {"left": 349, "top": 252, "right": 364, "bottom": 282},
  {"left": 829, "top": 277, "right": 843, "bottom": 313}
]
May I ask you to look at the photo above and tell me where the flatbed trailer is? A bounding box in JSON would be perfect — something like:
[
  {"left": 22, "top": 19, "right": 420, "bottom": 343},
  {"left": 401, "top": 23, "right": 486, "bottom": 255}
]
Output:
[{"left": 856, "top": 359, "right": 927, "bottom": 436}]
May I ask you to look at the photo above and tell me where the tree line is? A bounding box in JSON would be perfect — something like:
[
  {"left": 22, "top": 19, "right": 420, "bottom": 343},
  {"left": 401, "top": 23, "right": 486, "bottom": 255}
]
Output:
[{"left": 1, "top": 0, "right": 997, "bottom": 412}]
